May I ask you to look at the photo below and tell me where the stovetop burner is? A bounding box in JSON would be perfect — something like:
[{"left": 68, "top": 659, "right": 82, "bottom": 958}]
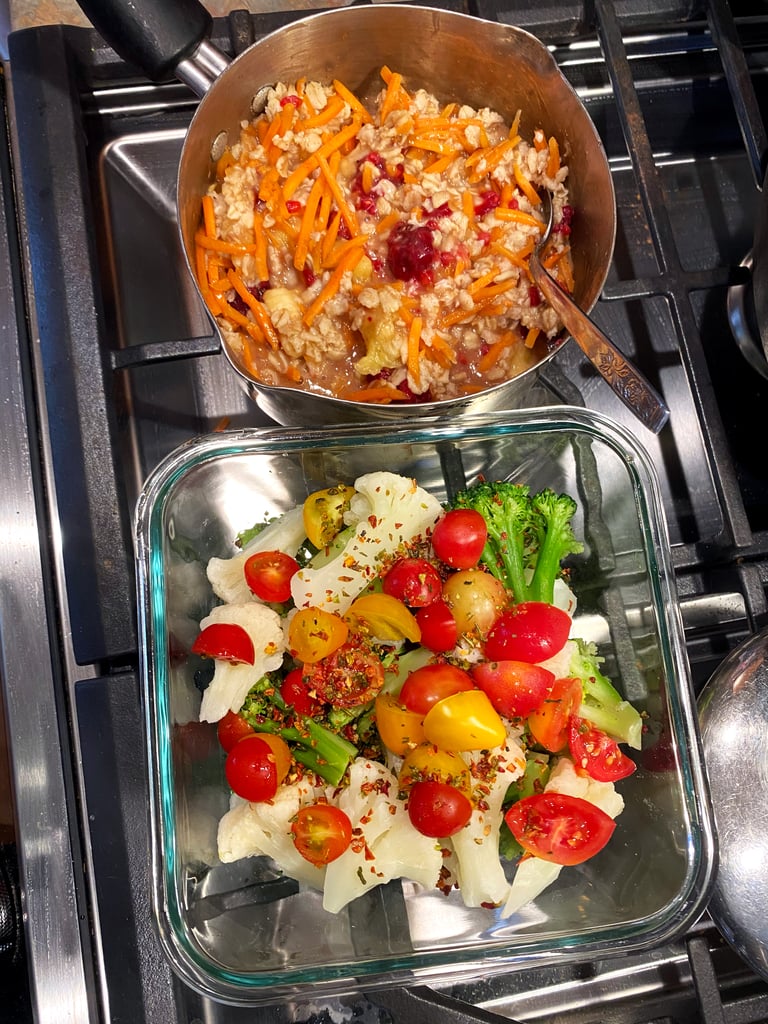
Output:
[{"left": 727, "top": 252, "right": 768, "bottom": 381}]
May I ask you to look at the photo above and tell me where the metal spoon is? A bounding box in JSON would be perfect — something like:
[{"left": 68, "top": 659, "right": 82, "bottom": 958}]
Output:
[
  {"left": 530, "top": 190, "right": 670, "bottom": 434},
  {"left": 698, "top": 627, "right": 768, "bottom": 982}
]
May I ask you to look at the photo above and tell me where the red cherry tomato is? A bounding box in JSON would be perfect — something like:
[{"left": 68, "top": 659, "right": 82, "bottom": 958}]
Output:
[
  {"left": 484, "top": 602, "right": 571, "bottom": 663},
  {"left": 301, "top": 635, "right": 385, "bottom": 708},
  {"left": 217, "top": 710, "right": 255, "bottom": 752},
  {"left": 399, "top": 662, "right": 475, "bottom": 716},
  {"left": 568, "top": 716, "right": 637, "bottom": 782},
  {"left": 280, "top": 666, "right": 322, "bottom": 716},
  {"left": 191, "top": 622, "right": 255, "bottom": 665},
  {"left": 431, "top": 508, "right": 488, "bottom": 569},
  {"left": 244, "top": 550, "right": 300, "bottom": 603},
  {"left": 415, "top": 600, "right": 458, "bottom": 653},
  {"left": 504, "top": 791, "right": 616, "bottom": 866},
  {"left": 471, "top": 660, "right": 555, "bottom": 719},
  {"left": 407, "top": 780, "right": 473, "bottom": 837},
  {"left": 291, "top": 804, "right": 353, "bottom": 866},
  {"left": 225, "top": 733, "right": 289, "bottom": 802},
  {"left": 383, "top": 557, "right": 443, "bottom": 608},
  {"left": 528, "top": 676, "right": 582, "bottom": 752}
]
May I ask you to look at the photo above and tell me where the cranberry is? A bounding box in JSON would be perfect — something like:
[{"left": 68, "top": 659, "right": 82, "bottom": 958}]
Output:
[
  {"left": 337, "top": 218, "right": 352, "bottom": 240},
  {"left": 254, "top": 195, "right": 266, "bottom": 212},
  {"left": 529, "top": 285, "right": 542, "bottom": 307},
  {"left": 302, "top": 267, "right": 316, "bottom": 287},
  {"left": 430, "top": 201, "right": 453, "bottom": 219},
  {"left": 280, "top": 95, "right": 302, "bottom": 108},
  {"left": 355, "top": 192, "right": 378, "bottom": 215},
  {"left": 285, "top": 199, "right": 302, "bottom": 215},
  {"left": 231, "top": 281, "right": 270, "bottom": 312},
  {"left": 386, "top": 222, "right": 435, "bottom": 281},
  {"left": 361, "top": 152, "right": 386, "bottom": 170},
  {"left": 555, "top": 204, "right": 574, "bottom": 236},
  {"left": 474, "top": 191, "right": 501, "bottom": 216}
]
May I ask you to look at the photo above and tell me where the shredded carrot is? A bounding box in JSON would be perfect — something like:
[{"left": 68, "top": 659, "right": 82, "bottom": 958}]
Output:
[
  {"left": 218, "top": 295, "right": 265, "bottom": 342},
  {"left": 226, "top": 268, "right": 280, "bottom": 348},
  {"left": 494, "top": 208, "right": 543, "bottom": 229},
  {"left": 321, "top": 210, "right": 342, "bottom": 266},
  {"left": 478, "top": 330, "right": 517, "bottom": 371},
  {"left": 423, "top": 153, "right": 454, "bottom": 175},
  {"left": 379, "top": 65, "right": 394, "bottom": 85},
  {"left": 282, "top": 117, "right": 362, "bottom": 200},
  {"left": 214, "top": 150, "right": 235, "bottom": 180},
  {"left": 333, "top": 78, "right": 372, "bottom": 122},
  {"left": 546, "top": 136, "right": 561, "bottom": 178},
  {"left": 468, "top": 266, "right": 501, "bottom": 295},
  {"left": 375, "top": 211, "right": 400, "bottom": 235},
  {"left": 298, "top": 94, "right": 345, "bottom": 130},
  {"left": 303, "top": 247, "right": 365, "bottom": 326},
  {"left": 379, "top": 71, "right": 404, "bottom": 123},
  {"left": 323, "top": 233, "right": 368, "bottom": 269},
  {"left": 524, "top": 327, "right": 541, "bottom": 349},
  {"left": 316, "top": 153, "right": 358, "bottom": 236},
  {"left": 429, "top": 334, "right": 456, "bottom": 364},
  {"left": 345, "top": 385, "right": 411, "bottom": 403},
  {"left": 533, "top": 127, "right": 547, "bottom": 152},
  {"left": 462, "top": 190, "right": 475, "bottom": 221},
  {"left": 361, "top": 161, "right": 376, "bottom": 194},
  {"left": 252, "top": 212, "right": 269, "bottom": 282},
  {"left": 201, "top": 194, "right": 217, "bottom": 237},
  {"left": 293, "top": 175, "right": 325, "bottom": 271},
  {"left": 514, "top": 162, "right": 541, "bottom": 206},
  {"left": 194, "top": 243, "right": 222, "bottom": 315},
  {"left": 510, "top": 109, "right": 522, "bottom": 138},
  {"left": 194, "top": 230, "right": 258, "bottom": 256}
]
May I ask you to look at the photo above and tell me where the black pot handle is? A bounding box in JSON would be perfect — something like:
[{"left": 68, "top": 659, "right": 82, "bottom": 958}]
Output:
[{"left": 75, "top": 0, "right": 212, "bottom": 82}]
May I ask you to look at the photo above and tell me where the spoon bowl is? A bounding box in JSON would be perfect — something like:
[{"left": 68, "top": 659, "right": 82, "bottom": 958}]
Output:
[
  {"left": 530, "top": 190, "right": 670, "bottom": 434},
  {"left": 698, "top": 627, "right": 768, "bottom": 982}
]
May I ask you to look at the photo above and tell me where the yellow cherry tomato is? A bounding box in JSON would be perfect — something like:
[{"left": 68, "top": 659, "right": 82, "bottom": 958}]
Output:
[
  {"left": 346, "top": 592, "right": 421, "bottom": 644},
  {"left": 422, "top": 690, "right": 507, "bottom": 751},
  {"left": 255, "top": 733, "right": 292, "bottom": 784},
  {"left": 303, "top": 485, "right": 355, "bottom": 548},
  {"left": 375, "top": 691, "right": 427, "bottom": 756},
  {"left": 398, "top": 743, "right": 472, "bottom": 797},
  {"left": 288, "top": 606, "right": 349, "bottom": 663}
]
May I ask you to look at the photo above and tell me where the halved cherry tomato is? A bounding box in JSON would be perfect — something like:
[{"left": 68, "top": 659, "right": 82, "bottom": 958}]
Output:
[
  {"left": 399, "top": 662, "right": 475, "bottom": 716},
  {"left": 398, "top": 743, "right": 471, "bottom": 796},
  {"left": 407, "top": 780, "right": 473, "bottom": 837},
  {"left": 346, "top": 592, "right": 421, "bottom": 643},
  {"left": 291, "top": 803, "right": 353, "bottom": 866},
  {"left": 375, "top": 691, "right": 426, "bottom": 755},
  {"left": 471, "top": 661, "right": 555, "bottom": 719},
  {"left": 568, "top": 716, "right": 637, "bottom": 782},
  {"left": 442, "top": 569, "right": 508, "bottom": 636},
  {"left": 431, "top": 508, "right": 488, "bottom": 569},
  {"left": 504, "top": 792, "right": 616, "bottom": 865},
  {"left": 224, "top": 733, "right": 291, "bottom": 802},
  {"left": 415, "top": 600, "right": 458, "bottom": 653},
  {"left": 528, "top": 676, "right": 582, "bottom": 752},
  {"left": 303, "top": 485, "right": 355, "bottom": 548},
  {"left": 422, "top": 690, "right": 507, "bottom": 751},
  {"left": 383, "top": 557, "right": 443, "bottom": 607},
  {"left": 244, "top": 550, "right": 300, "bottom": 603},
  {"left": 217, "top": 710, "right": 255, "bottom": 752},
  {"left": 191, "top": 622, "right": 255, "bottom": 665},
  {"left": 301, "top": 635, "right": 384, "bottom": 707},
  {"left": 280, "top": 667, "right": 321, "bottom": 716},
  {"left": 484, "top": 601, "right": 571, "bottom": 663},
  {"left": 288, "top": 606, "right": 349, "bottom": 663}
]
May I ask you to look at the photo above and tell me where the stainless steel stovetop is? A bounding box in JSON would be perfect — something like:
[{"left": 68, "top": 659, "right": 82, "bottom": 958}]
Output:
[{"left": 1, "top": 1, "right": 768, "bottom": 1021}]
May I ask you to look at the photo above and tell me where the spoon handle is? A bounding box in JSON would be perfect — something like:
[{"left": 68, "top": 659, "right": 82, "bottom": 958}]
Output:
[{"left": 531, "top": 259, "right": 670, "bottom": 434}]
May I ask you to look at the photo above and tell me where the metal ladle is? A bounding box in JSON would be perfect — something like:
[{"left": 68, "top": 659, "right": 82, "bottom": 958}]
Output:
[
  {"left": 697, "top": 627, "right": 768, "bottom": 982},
  {"left": 530, "top": 191, "right": 670, "bottom": 434}
]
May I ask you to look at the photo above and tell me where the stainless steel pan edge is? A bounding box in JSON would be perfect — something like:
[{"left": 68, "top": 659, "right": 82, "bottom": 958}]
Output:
[{"left": 75, "top": 0, "right": 617, "bottom": 425}]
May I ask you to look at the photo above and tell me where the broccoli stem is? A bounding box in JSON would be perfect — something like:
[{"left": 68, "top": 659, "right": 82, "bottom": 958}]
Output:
[
  {"left": 241, "top": 676, "right": 357, "bottom": 786},
  {"left": 570, "top": 640, "right": 643, "bottom": 749}
]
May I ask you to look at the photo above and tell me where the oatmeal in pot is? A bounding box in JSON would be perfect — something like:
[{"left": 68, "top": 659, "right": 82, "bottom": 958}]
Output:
[{"left": 195, "top": 68, "right": 575, "bottom": 404}]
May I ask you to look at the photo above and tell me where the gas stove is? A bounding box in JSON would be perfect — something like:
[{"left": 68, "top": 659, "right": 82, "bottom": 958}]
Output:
[{"left": 1, "top": 1, "right": 768, "bottom": 1021}]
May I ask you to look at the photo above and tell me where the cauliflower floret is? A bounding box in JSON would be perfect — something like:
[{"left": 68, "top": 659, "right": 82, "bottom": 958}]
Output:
[
  {"left": 445, "top": 730, "right": 526, "bottom": 907},
  {"left": 218, "top": 777, "right": 328, "bottom": 888},
  {"left": 291, "top": 472, "right": 443, "bottom": 614},
  {"left": 198, "top": 603, "right": 285, "bottom": 723},
  {"left": 323, "top": 758, "right": 443, "bottom": 914},
  {"left": 206, "top": 505, "right": 307, "bottom": 605}
]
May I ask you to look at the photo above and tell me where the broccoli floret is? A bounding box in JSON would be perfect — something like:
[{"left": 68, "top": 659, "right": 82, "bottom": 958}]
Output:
[
  {"left": 240, "top": 675, "right": 357, "bottom": 786},
  {"left": 451, "top": 482, "right": 583, "bottom": 604},
  {"left": 569, "top": 638, "right": 643, "bottom": 749}
]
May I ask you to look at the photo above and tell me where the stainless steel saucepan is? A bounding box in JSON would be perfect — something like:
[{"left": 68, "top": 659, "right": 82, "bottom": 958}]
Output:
[{"left": 76, "top": 0, "right": 618, "bottom": 426}]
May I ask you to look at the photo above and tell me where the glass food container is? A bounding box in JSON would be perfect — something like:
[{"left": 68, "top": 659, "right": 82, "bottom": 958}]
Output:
[{"left": 134, "top": 407, "right": 716, "bottom": 1005}]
